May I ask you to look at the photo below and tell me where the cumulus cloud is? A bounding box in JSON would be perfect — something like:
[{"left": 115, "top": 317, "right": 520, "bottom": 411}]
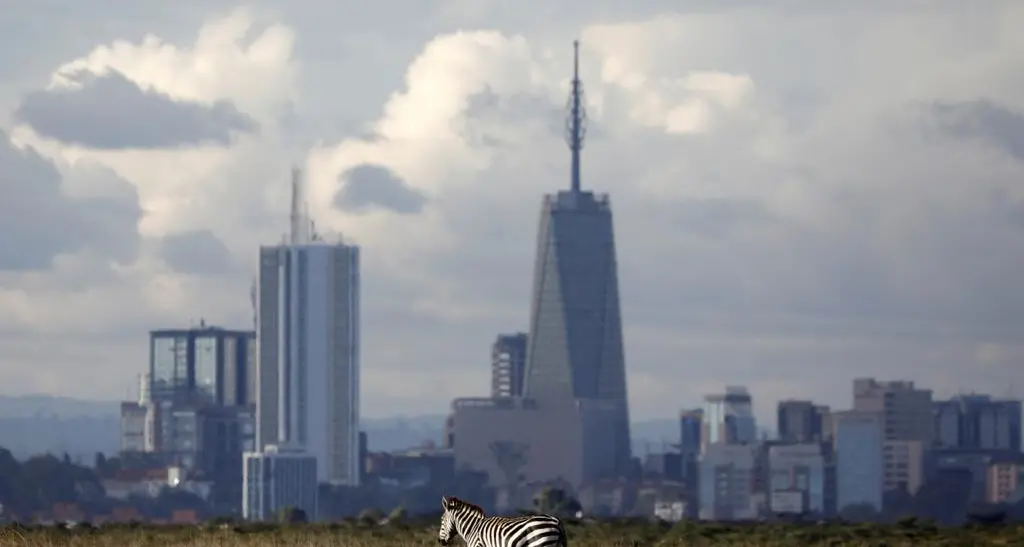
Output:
[
  {"left": 5, "top": 2, "right": 1024, "bottom": 423},
  {"left": 0, "top": 133, "right": 141, "bottom": 270},
  {"left": 159, "top": 230, "right": 233, "bottom": 275},
  {"left": 14, "top": 70, "right": 258, "bottom": 149}
]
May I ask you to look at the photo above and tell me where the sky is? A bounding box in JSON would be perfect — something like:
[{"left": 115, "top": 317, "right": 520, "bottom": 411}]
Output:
[{"left": 1, "top": 0, "right": 1023, "bottom": 425}]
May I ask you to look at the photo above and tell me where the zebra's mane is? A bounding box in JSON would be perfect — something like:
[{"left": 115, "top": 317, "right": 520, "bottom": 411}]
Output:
[{"left": 448, "top": 497, "right": 486, "bottom": 516}]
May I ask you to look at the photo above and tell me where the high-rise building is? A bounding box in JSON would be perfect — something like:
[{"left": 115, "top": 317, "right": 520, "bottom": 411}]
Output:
[
  {"left": 520, "top": 40, "right": 631, "bottom": 475},
  {"left": 679, "top": 408, "right": 703, "bottom": 457},
  {"left": 243, "top": 444, "right": 318, "bottom": 521},
  {"left": 256, "top": 167, "right": 361, "bottom": 486},
  {"left": 148, "top": 323, "right": 255, "bottom": 405},
  {"left": 119, "top": 402, "right": 147, "bottom": 453},
  {"left": 883, "top": 440, "right": 924, "bottom": 495},
  {"left": 777, "top": 400, "right": 828, "bottom": 443},
  {"left": 853, "top": 378, "right": 933, "bottom": 444},
  {"left": 703, "top": 387, "right": 757, "bottom": 448},
  {"left": 934, "top": 395, "right": 1021, "bottom": 452},
  {"left": 491, "top": 333, "right": 528, "bottom": 398},
  {"left": 451, "top": 42, "right": 631, "bottom": 489},
  {"left": 768, "top": 443, "right": 825, "bottom": 515},
  {"left": 833, "top": 410, "right": 884, "bottom": 514},
  {"left": 699, "top": 443, "right": 756, "bottom": 520}
]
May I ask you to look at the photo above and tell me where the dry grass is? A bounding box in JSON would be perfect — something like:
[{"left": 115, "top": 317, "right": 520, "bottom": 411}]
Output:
[{"left": 1, "top": 520, "right": 1021, "bottom": 547}]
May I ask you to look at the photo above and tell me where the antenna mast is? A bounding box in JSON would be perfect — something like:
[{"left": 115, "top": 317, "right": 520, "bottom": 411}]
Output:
[
  {"left": 289, "top": 165, "right": 305, "bottom": 244},
  {"left": 564, "top": 40, "right": 588, "bottom": 194}
]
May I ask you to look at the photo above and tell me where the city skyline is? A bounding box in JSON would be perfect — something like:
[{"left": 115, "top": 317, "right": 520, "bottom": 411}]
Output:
[{"left": 1, "top": 2, "right": 1024, "bottom": 425}]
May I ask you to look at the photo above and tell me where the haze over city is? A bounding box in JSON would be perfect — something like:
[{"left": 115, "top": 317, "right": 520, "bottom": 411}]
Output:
[{"left": 2, "top": 0, "right": 1024, "bottom": 429}]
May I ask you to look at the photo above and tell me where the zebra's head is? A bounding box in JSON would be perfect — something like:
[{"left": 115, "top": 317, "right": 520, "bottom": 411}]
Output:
[
  {"left": 438, "top": 496, "right": 458, "bottom": 545},
  {"left": 439, "top": 496, "right": 483, "bottom": 545}
]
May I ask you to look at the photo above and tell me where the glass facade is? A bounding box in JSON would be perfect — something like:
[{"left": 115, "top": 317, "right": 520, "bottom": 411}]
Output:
[
  {"left": 195, "top": 335, "right": 218, "bottom": 399},
  {"left": 148, "top": 327, "right": 254, "bottom": 405},
  {"left": 704, "top": 387, "right": 757, "bottom": 445},
  {"left": 523, "top": 190, "right": 631, "bottom": 476}
]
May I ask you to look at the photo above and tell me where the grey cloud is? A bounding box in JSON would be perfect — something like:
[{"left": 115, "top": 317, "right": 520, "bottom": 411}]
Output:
[
  {"left": 0, "top": 132, "right": 141, "bottom": 271},
  {"left": 6, "top": 0, "right": 1024, "bottom": 423},
  {"left": 927, "top": 99, "right": 1024, "bottom": 161},
  {"left": 13, "top": 70, "right": 258, "bottom": 149},
  {"left": 159, "top": 230, "right": 232, "bottom": 275},
  {"left": 335, "top": 164, "right": 426, "bottom": 214}
]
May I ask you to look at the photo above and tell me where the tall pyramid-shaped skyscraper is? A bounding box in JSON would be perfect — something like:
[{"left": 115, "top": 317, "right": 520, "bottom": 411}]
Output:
[{"left": 522, "top": 41, "right": 631, "bottom": 474}]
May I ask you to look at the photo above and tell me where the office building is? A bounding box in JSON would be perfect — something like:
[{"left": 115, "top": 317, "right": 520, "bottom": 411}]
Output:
[
  {"left": 256, "top": 167, "right": 361, "bottom": 486},
  {"left": 768, "top": 443, "right": 825, "bottom": 515},
  {"left": 699, "top": 443, "right": 756, "bottom": 520},
  {"left": 119, "top": 402, "right": 147, "bottom": 453},
  {"left": 853, "top": 378, "right": 933, "bottom": 444},
  {"left": 833, "top": 410, "right": 884, "bottom": 513},
  {"left": 453, "top": 41, "right": 632, "bottom": 487},
  {"left": 703, "top": 387, "right": 757, "bottom": 448},
  {"left": 148, "top": 323, "right": 255, "bottom": 405},
  {"left": 934, "top": 395, "right": 1022, "bottom": 452},
  {"left": 243, "top": 444, "right": 318, "bottom": 521},
  {"left": 491, "top": 333, "right": 528, "bottom": 398},
  {"left": 883, "top": 440, "right": 924, "bottom": 495},
  {"left": 777, "top": 400, "right": 828, "bottom": 443},
  {"left": 987, "top": 458, "right": 1024, "bottom": 503},
  {"left": 679, "top": 408, "right": 703, "bottom": 456}
]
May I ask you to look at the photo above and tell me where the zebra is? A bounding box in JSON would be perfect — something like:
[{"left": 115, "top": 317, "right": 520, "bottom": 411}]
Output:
[{"left": 438, "top": 496, "right": 567, "bottom": 547}]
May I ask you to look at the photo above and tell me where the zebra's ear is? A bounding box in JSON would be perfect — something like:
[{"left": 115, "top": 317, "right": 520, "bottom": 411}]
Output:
[{"left": 441, "top": 496, "right": 449, "bottom": 508}]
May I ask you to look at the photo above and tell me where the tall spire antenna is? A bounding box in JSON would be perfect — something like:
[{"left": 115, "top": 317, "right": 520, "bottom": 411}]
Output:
[
  {"left": 289, "top": 165, "right": 304, "bottom": 244},
  {"left": 564, "top": 40, "right": 588, "bottom": 194}
]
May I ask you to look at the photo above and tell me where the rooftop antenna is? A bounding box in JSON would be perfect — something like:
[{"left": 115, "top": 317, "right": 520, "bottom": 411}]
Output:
[
  {"left": 289, "top": 165, "right": 305, "bottom": 245},
  {"left": 564, "top": 40, "right": 588, "bottom": 194}
]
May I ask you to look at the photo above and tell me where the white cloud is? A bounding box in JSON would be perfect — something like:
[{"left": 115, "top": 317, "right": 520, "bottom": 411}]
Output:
[{"left": 3, "top": 1, "right": 1024, "bottom": 425}]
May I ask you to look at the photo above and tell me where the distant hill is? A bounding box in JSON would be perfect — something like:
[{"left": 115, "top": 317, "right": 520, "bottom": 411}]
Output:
[{"left": 0, "top": 394, "right": 713, "bottom": 461}]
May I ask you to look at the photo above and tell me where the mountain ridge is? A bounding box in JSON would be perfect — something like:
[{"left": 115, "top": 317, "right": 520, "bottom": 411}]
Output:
[{"left": 0, "top": 394, "right": 686, "bottom": 460}]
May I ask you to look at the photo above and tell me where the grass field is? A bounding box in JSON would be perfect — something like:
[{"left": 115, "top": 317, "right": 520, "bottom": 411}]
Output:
[{"left": 2, "top": 519, "right": 1022, "bottom": 547}]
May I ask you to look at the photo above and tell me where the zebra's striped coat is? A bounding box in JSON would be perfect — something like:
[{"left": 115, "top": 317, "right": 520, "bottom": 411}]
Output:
[{"left": 438, "top": 496, "right": 567, "bottom": 547}]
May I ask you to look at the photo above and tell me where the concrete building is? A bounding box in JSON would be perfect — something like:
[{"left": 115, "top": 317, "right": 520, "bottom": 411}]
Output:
[
  {"left": 929, "top": 449, "right": 1024, "bottom": 505},
  {"left": 491, "top": 333, "right": 528, "bottom": 398},
  {"left": 884, "top": 442, "right": 925, "bottom": 497},
  {"left": 833, "top": 410, "right": 883, "bottom": 513},
  {"left": 256, "top": 170, "right": 361, "bottom": 486},
  {"left": 703, "top": 387, "right": 756, "bottom": 448},
  {"left": 934, "top": 395, "right": 1021, "bottom": 452},
  {"left": 679, "top": 408, "right": 703, "bottom": 484},
  {"left": 883, "top": 440, "right": 924, "bottom": 495},
  {"left": 987, "top": 459, "right": 1024, "bottom": 503},
  {"left": 768, "top": 443, "right": 825, "bottom": 515},
  {"left": 242, "top": 444, "right": 318, "bottom": 521},
  {"left": 777, "top": 400, "right": 828, "bottom": 443},
  {"left": 699, "top": 443, "right": 756, "bottom": 520},
  {"left": 451, "top": 396, "right": 622, "bottom": 489},
  {"left": 853, "top": 378, "right": 933, "bottom": 444},
  {"left": 119, "top": 402, "right": 147, "bottom": 453}
]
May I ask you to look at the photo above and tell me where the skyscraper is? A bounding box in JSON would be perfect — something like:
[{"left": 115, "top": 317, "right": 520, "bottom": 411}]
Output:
[
  {"left": 522, "top": 41, "right": 631, "bottom": 474},
  {"left": 255, "top": 167, "right": 361, "bottom": 486},
  {"left": 703, "top": 386, "right": 757, "bottom": 447},
  {"left": 450, "top": 41, "right": 631, "bottom": 490}
]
